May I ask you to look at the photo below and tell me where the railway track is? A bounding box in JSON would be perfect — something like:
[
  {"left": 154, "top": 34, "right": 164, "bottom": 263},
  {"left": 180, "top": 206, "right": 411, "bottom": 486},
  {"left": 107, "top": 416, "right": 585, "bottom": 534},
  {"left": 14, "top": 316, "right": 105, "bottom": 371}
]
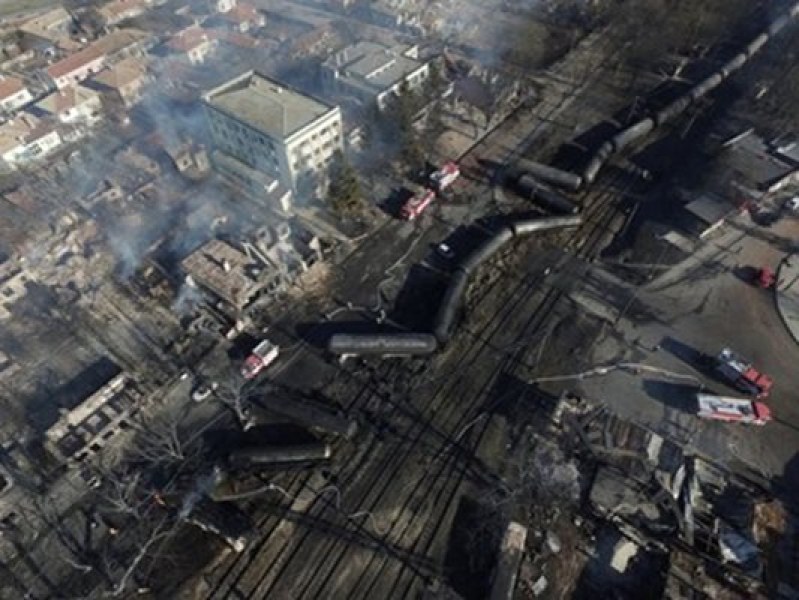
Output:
[
  {"left": 344, "top": 170, "right": 634, "bottom": 600},
  {"left": 205, "top": 154, "right": 634, "bottom": 599},
  {"left": 202, "top": 24, "right": 644, "bottom": 600}
]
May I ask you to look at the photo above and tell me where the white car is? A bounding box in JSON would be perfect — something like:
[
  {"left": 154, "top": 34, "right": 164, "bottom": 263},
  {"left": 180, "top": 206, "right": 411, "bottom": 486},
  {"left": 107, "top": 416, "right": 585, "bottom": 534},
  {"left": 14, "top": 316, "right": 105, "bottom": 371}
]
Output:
[
  {"left": 785, "top": 196, "right": 799, "bottom": 213},
  {"left": 436, "top": 243, "right": 455, "bottom": 260},
  {"left": 191, "top": 381, "right": 218, "bottom": 402}
]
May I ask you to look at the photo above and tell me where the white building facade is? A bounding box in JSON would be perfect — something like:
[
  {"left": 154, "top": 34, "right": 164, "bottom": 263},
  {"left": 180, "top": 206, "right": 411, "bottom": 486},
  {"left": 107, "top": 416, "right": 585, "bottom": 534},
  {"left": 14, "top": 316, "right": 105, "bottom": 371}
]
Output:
[
  {"left": 322, "top": 41, "right": 430, "bottom": 110},
  {"left": 203, "top": 71, "right": 343, "bottom": 209},
  {"left": 0, "top": 115, "right": 62, "bottom": 168},
  {"left": 35, "top": 85, "right": 103, "bottom": 124},
  {"left": 0, "top": 78, "right": 33, "bottom": 114}
]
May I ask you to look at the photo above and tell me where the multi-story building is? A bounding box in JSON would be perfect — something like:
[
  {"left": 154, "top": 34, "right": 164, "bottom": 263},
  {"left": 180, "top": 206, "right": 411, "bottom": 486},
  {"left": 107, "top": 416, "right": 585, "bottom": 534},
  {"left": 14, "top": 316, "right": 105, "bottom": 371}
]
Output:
[
  {"left": 0, "top": 77, "right": 33, "bottom": 115},
  {"left": 18, "top": 7, "right": 73, "bottom": 45},
  {"left": 202, "top": 71, "right": 343, "bottom": 207},
  {"left": 368, "top": 0, "right": 407, "bottom": 28},
  {"left": 216, "top": 3, "right": 266, "bottom": 33},
  {"left": 321, "top": 41, "right": 430, "bottom": 111},
  {"left": 181, "top": 224, "right": 322, "bottom": 314},
  {"left": 0, "top": 114, "right": 62, "bottom": 169},
  {"left": 44, "top": 28, "right": 150, "bottom": 89},
  {"left": 43, "top": 373, "right": 142, "bottom": 465},
  {"left": 181, "top": 238, "right": 266, "bottom": 312},
  {"left": 46, "top": 50, "right": 105, "bottom": 91},
  {"left": 88, "top": 56, "right": 150, "bottom": 109},
  {"left": 34, "top": 84, "right": 103, "bottom": 124},
  {"left": 96, "top": 0, "right": 149, "bottom": 26},
  {"left": 166, "top": 26, "right": 218, "bottom": 66}
]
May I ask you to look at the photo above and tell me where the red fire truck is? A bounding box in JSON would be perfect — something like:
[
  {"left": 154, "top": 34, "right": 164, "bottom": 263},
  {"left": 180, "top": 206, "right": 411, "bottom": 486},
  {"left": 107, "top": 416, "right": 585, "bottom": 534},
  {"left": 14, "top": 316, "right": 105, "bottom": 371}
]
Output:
[
  {"left": 400, "top": 189, "right": 436, "bottom": 221},
  {"left": 429, "top": 162, "right": 460, "bottom": 192},
  {"left": 714, "top": 347, "right": 773, "bottom": 399},
  {"left": 696, "top": 393, "right": 772, "bottom": 425},
  {"left": 241, "top": 339, "right": 279, "bottom": 380}
]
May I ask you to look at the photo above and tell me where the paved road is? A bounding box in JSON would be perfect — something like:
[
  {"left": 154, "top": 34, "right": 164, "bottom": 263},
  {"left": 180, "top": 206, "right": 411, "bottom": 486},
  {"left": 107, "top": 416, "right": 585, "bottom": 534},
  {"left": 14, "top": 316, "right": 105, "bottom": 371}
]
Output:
[
  {"left": 777, "top": 250, "right": 799, "bottom": 346},
  {"left": 574, "top": 209, "right": 799, "bottom": 501}
]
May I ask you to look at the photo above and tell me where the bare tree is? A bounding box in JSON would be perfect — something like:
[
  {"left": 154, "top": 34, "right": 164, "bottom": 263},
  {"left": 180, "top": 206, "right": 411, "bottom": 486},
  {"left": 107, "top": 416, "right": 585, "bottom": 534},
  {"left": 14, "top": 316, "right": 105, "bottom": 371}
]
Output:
[
  {"left": 38, "top": 405, "right": 214, "bottom": 597},
  {"left": 605, "top": 0, "right": 751, "bottom": 81},
  {"left": 135, "top": 416, "right": 186, "bottom": 462},
  {"left": 214, "top": 374, "right": 257, "bottom": 432}
]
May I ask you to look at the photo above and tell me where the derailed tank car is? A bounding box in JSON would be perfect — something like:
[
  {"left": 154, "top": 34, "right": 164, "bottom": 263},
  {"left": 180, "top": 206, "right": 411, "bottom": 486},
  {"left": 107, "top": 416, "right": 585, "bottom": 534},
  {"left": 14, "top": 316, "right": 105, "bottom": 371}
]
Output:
[
  {"left": 327, "top": 333, "right": 438, "bottom": 356},
  {"left": 257, "top": 393, "right": 359, "bottom": 439},
  {"left": 228, "top": 442, "right": 332, "bottom": 468},
  {"left": 186, "top": 499, "right": 255, "bottom": 553},
  {"left": 516, "top": 176, "right": 580, "bottom": 215}
]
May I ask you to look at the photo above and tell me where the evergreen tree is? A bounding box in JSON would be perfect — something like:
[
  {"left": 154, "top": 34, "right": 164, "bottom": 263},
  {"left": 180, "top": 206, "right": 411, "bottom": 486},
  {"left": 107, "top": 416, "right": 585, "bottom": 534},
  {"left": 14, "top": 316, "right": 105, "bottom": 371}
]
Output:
[
  {"left": 389, "top": 83, "right": 427, "bottom": 174},
  {"left": 327, "top": 150, "right": 362, "bottom": 215}
]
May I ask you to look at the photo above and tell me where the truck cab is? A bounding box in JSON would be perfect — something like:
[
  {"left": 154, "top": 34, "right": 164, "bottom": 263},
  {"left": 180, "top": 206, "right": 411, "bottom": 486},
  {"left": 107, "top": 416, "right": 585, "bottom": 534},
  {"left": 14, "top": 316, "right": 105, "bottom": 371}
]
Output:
[
  {"left": 429, "top": 162, "right": 460, "bottom": 192},
  {"left": 754, "top": 266, "right": 776, "bottom": 289},
  {"left": 696, "top": 393, "right": 772, "bottom": 425},
  {"left": 715, "top": 348, "right": 773, "bottom": 399}
]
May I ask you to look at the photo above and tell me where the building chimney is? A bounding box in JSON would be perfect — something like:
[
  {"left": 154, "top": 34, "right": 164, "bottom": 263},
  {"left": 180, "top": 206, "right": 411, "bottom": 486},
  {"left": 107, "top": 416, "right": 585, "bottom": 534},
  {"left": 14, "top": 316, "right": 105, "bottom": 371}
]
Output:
[{"left": 222, "top": 259, "right": 232, "bottom": 272}]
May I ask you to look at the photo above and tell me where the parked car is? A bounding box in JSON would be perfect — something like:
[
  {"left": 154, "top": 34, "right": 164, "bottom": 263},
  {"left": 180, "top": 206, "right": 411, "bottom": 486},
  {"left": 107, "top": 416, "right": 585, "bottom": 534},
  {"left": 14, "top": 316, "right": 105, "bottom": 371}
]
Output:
[
  {"left": 191, "top": 381, "right": 218, "bottom": 402},
  {"left": 436, "top": 242, "right": 455, "bottom": 260}
]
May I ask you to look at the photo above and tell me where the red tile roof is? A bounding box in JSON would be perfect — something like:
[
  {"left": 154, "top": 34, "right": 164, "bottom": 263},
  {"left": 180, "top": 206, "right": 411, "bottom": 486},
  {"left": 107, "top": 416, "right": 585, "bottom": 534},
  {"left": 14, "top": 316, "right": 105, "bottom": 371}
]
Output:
[
  {"left": 46, "top": 48, "right": 105, "bottom": 79},
  {"left": 166, "top": 26, "right": 215, "bottom": 52},
  {"left": 45, "top": 29, "right": 149, "bottom": 79},
  {"left": 0, "top": 77, "right": 26, "bottom": 100}
]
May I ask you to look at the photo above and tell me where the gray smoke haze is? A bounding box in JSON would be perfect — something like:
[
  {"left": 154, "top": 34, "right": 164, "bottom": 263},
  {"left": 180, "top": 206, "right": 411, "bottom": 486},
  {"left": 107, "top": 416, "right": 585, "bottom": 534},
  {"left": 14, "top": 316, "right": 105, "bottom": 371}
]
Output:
[
  {"left": 21, "top": 0, "right": 579, "bottom": 289},
  {"left": 49, "top": 55, "right": 244, "bottom": 283},
  {"left": 171, "top": 279, "right": 204, "bottom": 315}
]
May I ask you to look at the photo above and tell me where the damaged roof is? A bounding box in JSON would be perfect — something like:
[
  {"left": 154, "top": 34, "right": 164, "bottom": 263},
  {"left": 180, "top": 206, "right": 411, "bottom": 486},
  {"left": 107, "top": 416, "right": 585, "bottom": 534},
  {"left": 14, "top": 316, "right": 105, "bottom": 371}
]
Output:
[{"left": 181, "top": 239, "right": 263, "bottom": 309}]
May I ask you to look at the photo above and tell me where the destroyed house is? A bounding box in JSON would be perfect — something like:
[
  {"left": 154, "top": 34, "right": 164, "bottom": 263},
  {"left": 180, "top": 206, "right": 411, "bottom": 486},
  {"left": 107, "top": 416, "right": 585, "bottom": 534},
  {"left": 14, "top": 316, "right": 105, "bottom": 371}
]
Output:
[
  {"left": 181, "top": 238, "right": 268, "bottom": 311},
  {"left": 180, "top": 227, "right": 319, "bottom": 313},
  {"left": 44, "top": 373, "right": 142, "bottom": 464},
  {"left": 567, "top": 398, "right": 781, "bottom": 596}
]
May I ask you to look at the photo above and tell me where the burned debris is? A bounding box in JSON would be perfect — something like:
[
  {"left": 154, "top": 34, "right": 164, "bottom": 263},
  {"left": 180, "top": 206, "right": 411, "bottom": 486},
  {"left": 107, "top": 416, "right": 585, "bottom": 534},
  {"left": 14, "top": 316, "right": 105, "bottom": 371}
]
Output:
[{"left": 2, "top": 0, "right": 799, "bottom": 597}]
